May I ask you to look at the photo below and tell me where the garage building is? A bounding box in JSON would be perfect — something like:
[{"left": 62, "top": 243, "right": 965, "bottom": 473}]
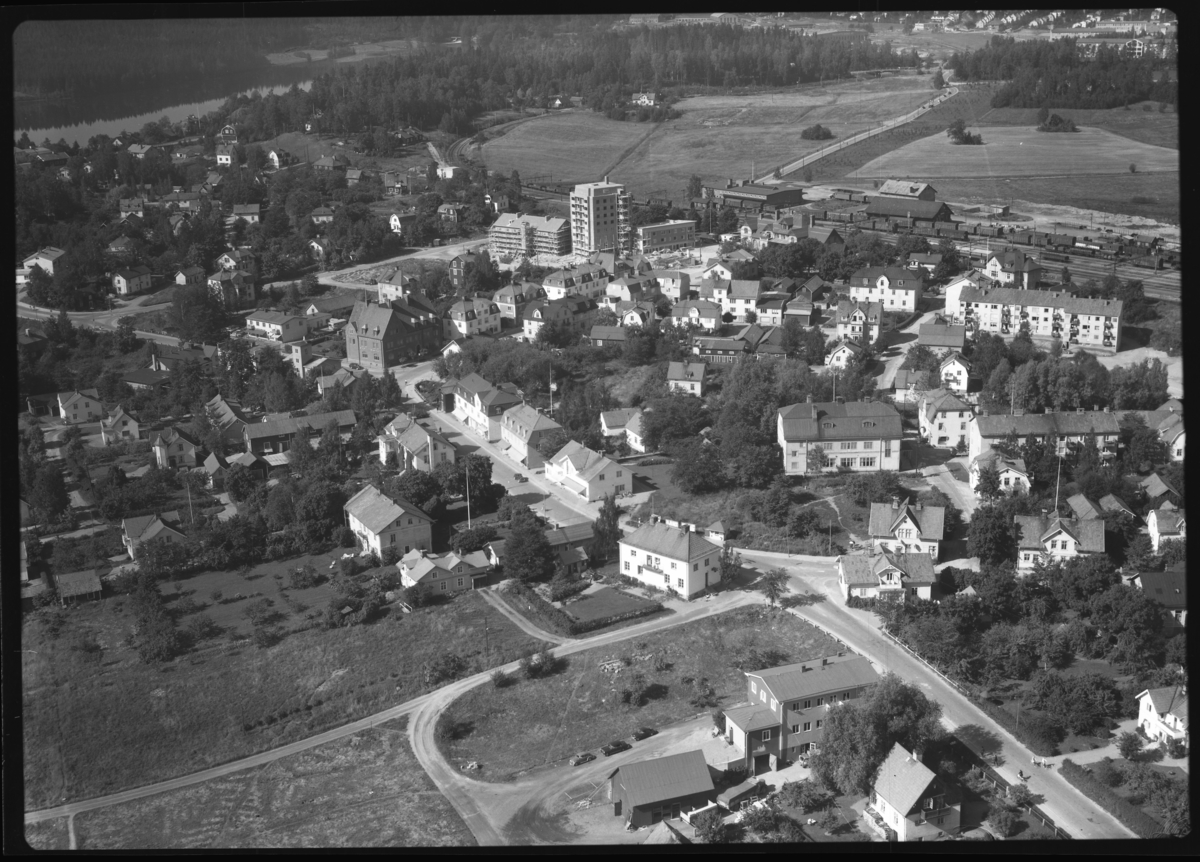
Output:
[{"left": 609, "top": 749, "right": 716, "bottom": 827}]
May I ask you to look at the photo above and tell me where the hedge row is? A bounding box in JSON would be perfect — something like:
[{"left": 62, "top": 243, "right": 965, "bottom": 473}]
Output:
[
  {"left": 1059, "top": 759, "right": 1166, "bottom": 838},
  {"left": 971, "top": 697, "right": 1060, "bottom": 757},
  {"left": 504, "top": 582, "right": 663, "bottom": 636},
  {"left": 549, "top": 577, "right": 591, "bottom": 603}
]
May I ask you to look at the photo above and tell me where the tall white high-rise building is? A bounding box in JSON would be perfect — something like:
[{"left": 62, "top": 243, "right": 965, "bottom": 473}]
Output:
[{"left": 570, "top": 178, "right": 631, "bottom": 257}]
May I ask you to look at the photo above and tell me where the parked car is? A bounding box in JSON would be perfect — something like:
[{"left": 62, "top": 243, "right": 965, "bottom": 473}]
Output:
[
  {"left": 569, "top": 753, "right": 596, "bottom": 766},
  {"left": 601, "top": 740, "right": 632, "bottom": 757},
  {"left": 632, "top": 727, "right": 658, "bottom": 741}
]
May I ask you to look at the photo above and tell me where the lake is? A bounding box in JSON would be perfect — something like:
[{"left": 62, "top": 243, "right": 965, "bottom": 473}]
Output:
[{"left": 13, "top": 61, "right": 325, "bottom": 147}]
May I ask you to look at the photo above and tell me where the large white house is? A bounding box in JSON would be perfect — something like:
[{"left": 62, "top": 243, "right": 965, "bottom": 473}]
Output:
[
  {"left": 58, "top": 389, "right": 103, "bottom": 424},
  {"left": 1136, "top": 686, "right": 1188, "bottom": 753},
  {"left": 1147, "top": 507, "right": 1185, "bottom": 555},
  {"left": 837, "top": 551, "right": 937, "bottom": 602},
  {"left": 969, "top": 448, "right": 1030, "bottom": 497},
  {"left": 868, "top": 497, "right": 945, "bottom": 560},
  {"left": 619, "top": 522, "right": 722, "bottom": 599},
  {"left": 967, "top": 410, "right": 1121, "bottom": 462},
  {"left": 448, "top": 372, "right": 523, "bottom": 441},
  {"left": 545, "top": 440, "right": 627, "bottom": 501},
  {"left": 399, "top": 548, "right": 490, "bottom": 595},
  {"left": 918, "top": 389, "right": 972, "bottom": 449},
  {"left": 1013, "top": 514, "right": 1106, "bottom": 572},
  {"left": 667, "top": 361, "right": 707, "bottom": 396},
  {"left": 778, "top": 399, "right": 903, "bottom": 475},
  {"left": 344, "top": 485, "right": 433, "bottom": 557},
  {"left": 867, "top": 743, "right": 961, "bottom": 842},
  {"left": 443, "top": 296, "right": 501, "bottom": 339},
  {"left": 847, "top": 266, "right": 925, "bottom": 312},
  {"left": 499, "top": 403, "right": 561, "bottom": 468}
]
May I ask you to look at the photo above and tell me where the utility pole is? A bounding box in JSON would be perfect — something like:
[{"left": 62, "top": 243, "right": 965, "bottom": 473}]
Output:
[{"left": 465, "top": 456, "right": 472, "bottom": 530}]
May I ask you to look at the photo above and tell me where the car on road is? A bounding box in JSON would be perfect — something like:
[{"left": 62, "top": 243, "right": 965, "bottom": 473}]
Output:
[
  {"left": 601, "top": 740, "right": 632, "bottom": 757},
  {"left": 513, "top": 474, "right": 526, "bottom": 483},
  {"left": 403, "top": 362, "right": 418, "bottom": 367},
  {"left": 632, "top": 727, "right": 657, "bottom": 741},
  {"left": 569, "top": 753, "right": 596, "bottom": 766}
]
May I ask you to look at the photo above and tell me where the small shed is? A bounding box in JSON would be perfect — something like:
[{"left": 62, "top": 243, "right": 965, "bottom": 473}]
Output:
[
  {"left": 717, "top": 778, "right": 770, "bottom": 812},
  {"left": 54, "top": 569, "right": 104, "bottom": 605},
  {"left": 609, "top": 749, "right": 717, "bottom": 828}
]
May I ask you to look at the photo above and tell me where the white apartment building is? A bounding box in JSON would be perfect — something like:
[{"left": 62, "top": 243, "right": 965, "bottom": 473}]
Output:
[
  {"left": 488, "top": 213, "right": 571, "bottom": 258},
  {"left": 778, "top": 399, "right": 903, "bottom": 475},
  {"left": 570, "top": 178, "right": 631, "bottom": 257},
  {"left": 848, "top": 266, "right": 925, "bottom": 313},
  {"left": 442, "top": 296, "right": 501, "bottom": 339},
  {"left": 948, "top": 285, "right": 1123, "bottom": 352},
  {"left": 634, "top": 220, "right": 696, "bottom": 255}
]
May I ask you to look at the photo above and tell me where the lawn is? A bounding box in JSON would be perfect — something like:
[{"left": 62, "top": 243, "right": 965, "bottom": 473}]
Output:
[
  {"left": 436, "top": 606, "right": 845, "bottom": 781},
  {"left": 69, "top": 717, "right": 476, "bottom": 848},
  {"left": 561, "top": 587, "right": 659, "bottom": 624},
  {"left": 612, "top": 77, "right": 935, "bottom": 198},
  {"left": 855, "top": 126, "right": 1178, "bottom": 180},
  {"left": 976, "top": 102, "right": 1179, "bottom": 151},
  {"left": 23, "top": 818, "right": 69, "bottom": 851},
  {"left": 480, "top": 111, "right": 651, "bottom": 186},
  {"left": 22, "top": 587, "right": 548, "bottom": 809}
]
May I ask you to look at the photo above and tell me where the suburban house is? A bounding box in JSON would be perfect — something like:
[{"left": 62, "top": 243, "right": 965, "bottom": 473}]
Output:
[
  {"left": 907, "top": 252, "right": 944, "bottom": 274},
  {"left": 667, "top": 299, "right": 722, "bottom": 331},
  {"left": 175, "top": 266, "right": 205, "bottom": 286},
  {"left": 217, "top": 249, "right": 258, "bottom": 274},
  {"left": 59, "top": 389, "right": 103, "bottom": 424},
  {"left": 121, "top": 511, "right": 185, "bottom": 560},
  {"left": 500, "top": 403, "right": 562, "bottom": 468},
  {"left": 522, "top": 296, "right": 595, "bottom": 341},
  {"left": 542, "top": 263, "right": 611, "bottom": 301},
  {"left": 246, "top": 310, "right": 307, "bottom": 342},
  {"left": 1140, "top": 472, "right": 1182, "bottom": 510},
  {"left": 388, "top": 210, "right": 416, "bottom": 233},
  {"left": 667, "top": 361, "right": 707, "bottom": 396},
  {"left": 17, "top": 247, "right": 67, "bottom": 286},
  {"left": 106, "top": 236, "right": 136, "bottom": 257},
  {"left": 722, "top": 654, "right": 880, "bottom": 773},
  {"left": 608, "top": 750, "right": 716, "bottom": 828},
  {"left": 692, "top": 333, "right": 753, "bottom": 364},
  {"left": 588, "top": 325, "right": 627, "bottom": 347},
  {"left": 868, "top": 497, "right": 945, "bottom": 559},
  {"left": 917, "top": 323, "right": 966, "bottom": 353},
  {"left": 967, "top": 409, "right": 1121, "bottom": 462},
  {"left": 345, "top": 169, "right": 364, "bottom": 186},
  {"left": 151, "top": 427, "right": 200, "bottom": 469},
  {"left": 100, "top": 405, "right": 140, "bottom": 444},
  {"left": 618, "top": 522, "right": 721, "bottom": 599},
  {"left": 388, "top": 421, "right": 456, "bottom": 473},
  {"left": 120, "top": 368, "right": 171, "bottom": 392},
  {"left": 232, "top": 204, "right": 260, "bottom": 224},
  {"left": 918, "top": 389, "right": 973, "bottom": 448},
  {"left": 777, "top": 399, "right": 903, "bottom": 475},
  {"left": 447, "top": 373, "right": 523, "bottom": 441},
  {"left": 848, "top": 266, "right": 925, "bottom": 312},
  {"left": 148, "top": 342, "right": 219, "bottom": 372},
  {"left": 948, "top": 285, "right": 1123, "bottom": 352},
  {"left": 344, "top": 485, "right": 433, "bottom": 557},
  {"left": 1136, "top": 686, "right": 1188, "bottom": 753},
  {"left": 303, "top": 294, "right": 360, "bottom": 319},
  {"left": 345, "top": 298, "right": 442, "bottom": 374},
  {"left": 267, "top": 149, "right": 293, "bottom": 169},
  {"left": 867, "top": 743, "right": 961, "bottom": 842},
  {"left": 1066, "top": 493, "right": 1105, "bottom": 521},
  {"left": 494, "top": 281, "right": 546, "bottom": 321},
  {"left": 835, "top": 300, "right": 882, "bottom": 344},
  {"left": 443, "top": 296, "right": 502, "bottom": 339},
  {"left": 825, "top": 339, "right": 867, "bottom": 369},
  {"left": 617, "top": 299, "right": 657, "bottom": 327},
  {"left": 308, "top": 237, "right": 334, "bottom": 261},
  {"left": 601, "top": 408, "right": 640, "bottom": 439},
  {"left": 1013, "top": 514, "right": 1106, "bottom": 572},
  {"left": 207, "top": 270, "right": 255, "bottom": 310},
  {"left": 310, "top": 206, "right": 337, "bottom": 224},
  {"left": 1119, "top": 402, "right": 1186, "bottom": 462},
  {"left": 984, "top": 250, "right": 1043, "bottom": 290},
  {"left": 651, "top": 270, "right": 691, "bottom": 301},
  {"left": 112, "top": 265, "right": 152, "bottom": 296},
  {"left": 215, "top": 144, "right": 234, "bottom": 166},
  {"left": 837, "top": 551, "right": 937, "bottom": 602},
  {"left": 546, "top": 441, "right": 627, "bottom": 502},
  {"left": 399, "top": 549, "right": 491, "bottom": 594},
  {"left": 243, "top": 410, "right": 357, "bottom": 456},
  {"left": 1147, "top": 507, "right": 1185, "bottom": 555},
  {"left": 202, "top": 450, "right": 269, "bottom": 490},
  {"left": 206, "top": 393, "right": 250, "bottom": 443},
  {"left": 438, "top": 203, "right": 463, "bottom": 223},
  {"left": 1133, "top": 566, "right": 1186, "bottom": 630}
]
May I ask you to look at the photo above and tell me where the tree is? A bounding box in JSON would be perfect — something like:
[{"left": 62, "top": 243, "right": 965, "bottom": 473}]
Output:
[
  {"left": 686, "top": 174, "right": 704, "bottom": 201},
  {"left": 778, "top": 779, "right": 832, "bottom": 813},
  {"left": 1129, "top": 163, "right": 1136, "bottom": 174},
  {"left": 761, "top": 567, "right": 788, "bottom": 607},
  {"left": 692, "top": 808, "right": 727, "bottom": 844},
  {"left": 967, "top": 503, "right": 1019, "bottom": 564},
  {"left": 386, "top": 470, "right": 445, "bottom": 519},
  {"left": 589, "top": 493, "right": 621, "bottom": 563},
  {"left": 932, "top": 68, "right": 945, "bottom": 89},
  {"left": 535, "top": 427, "right": 572, "bottom": 461},
  {"left": 504, "top": 505, "right": 555, "bottom": 583},
  {"left": 976, "top": 466, "right": 1002, "bottom": 501},
  {"left": 170, "top": 283, "right": 227, "bottom": 344},
  {"left": 718, "top": 545, "right": 741, "bottom": 582},
  {"left": 1116, "top": 731, "right": 1143, "bottom": 761},
  {"left": 669, "top": 438, "right": 725, "bottom": 494},
  {"left": 30, "top": 463, "right": 70, "bottom": 522}
]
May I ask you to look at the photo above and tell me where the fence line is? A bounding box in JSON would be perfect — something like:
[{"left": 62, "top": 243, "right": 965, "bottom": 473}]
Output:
[
  {"left": 752, "top": 86, "right": 960, "bottom": 183},
  {"left": 880, "top": 625, "right": 971, "bottom": 697}
]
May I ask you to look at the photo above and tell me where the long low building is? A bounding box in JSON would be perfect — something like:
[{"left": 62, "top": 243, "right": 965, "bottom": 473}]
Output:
[
  {"left": 947, "top": 284, "right": 1123, "bottom": 351},
  {"left": 777, "top": 398, "right": 903, "bottom": 475},
  {"left": 488, "top": 212, "right": 571, "bottom": 258},
  {"left": 243, "top": 409, "right": 357, "bottom": 455},
  {"left": 967, "top": 408, "right": 1122, "bottom": 462},
  {"left": 634, "top": 219, "right": 696, "bottom": 255},
  {"left": 708, "top": 182, "right": 806, "bottom": 210}
]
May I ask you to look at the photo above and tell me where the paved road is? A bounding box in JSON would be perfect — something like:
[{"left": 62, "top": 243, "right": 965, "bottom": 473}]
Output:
[
  {"left": 734, "top": 550, "right": 1135, "bottom": 840},
  {"left": 876, "top": 307, "right": 940, "bottom": 391},
  {"left": 315, "top": 237, "right": 489, "bottom": 291}
]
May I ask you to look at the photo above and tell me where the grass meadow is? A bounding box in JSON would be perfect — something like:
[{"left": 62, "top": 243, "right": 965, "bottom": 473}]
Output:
[
  {"left": 479, "top": 111, "right": 651, "bottom": 186},
  {"left": 68, "top": 717, "right": 475, "bottom": 848},
  {"left": 976, "top": 101, "right": 1179, "bottom": 150},
  {"left": 930, "top": 173, "right": 1181, "bottom": 225},
  {"left": 22, "top": 587, "right": 547, "bottom": 809},
  {"left": 437, "top": 606, "right": 845, "bottom": 780}
]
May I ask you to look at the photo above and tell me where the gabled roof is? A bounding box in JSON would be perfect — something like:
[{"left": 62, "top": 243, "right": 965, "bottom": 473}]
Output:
[
  {"left": 722, "top": 704, "right": 778, "bottom": 733},
  {"left": 54, "top": 569, "right": 105, "bottom": 599},
  {"left": 918, "top": 323, "right": 967, "bottom": 349},
  {"left": 620, "top": 522, "right": 721, "bottom": 563},
  {"left": 589, "top": 325, "right": 627, "bottom": 342},
  {"left": 550, "top": 440, "right": 620, "bottom": 484},
  {"left": 863, "top": 198, "right": 953, "bottom": 220},
  {"left": 1013, "top": 515, "right": 1105, "bottom": 552},
  {"left": 868, "top": 498, "right": 945, "bottom": 541},
  {"left": 244, "top": 410, "right": 357, "bottom": 441},
  {"left": 973, "top": 411, "right": 1121, "bottom": 440},
  {"left": 503, "top": 403, "right": 561, "bottom": 440},
  {"left": 1066, "top": 493, "right": 1104, "bottom": 521},
  {"left": 601, "top": 408, "right": 639, "bottom": 431},
  {"left": 1137, "top": 570, "right": 1186, "bottom": 611},
  {"left": 849, "top": 265, "right": 925, "bottom": 288},
  {"left": 1149, "top": 507, "right": 1185, "bottom": 535},
  {"left": 667, "top": 361, "right": 706, "bottom": 381},
  {"left": 877, "top": 179, "right": 935, "bottom": 199},
  {"left": 121, "top": 369, "right": 172, "bottom": 387},
  {"left": 874, "top": 743, "right": 938, "bottom": 817},
  {"left": 1098, "top": 494, "right": 1136, "bottom": 519},
  {"left": 545, "top": 522, "right": 595, "bottom": 548},
  {"left": 836, "top": 299, "right": 882, "bottom": 324},
  {"left": 839, "top": 551, "right": 937, "bottom": 586},
  {"left": 1138, "top": 687, "right": 1188, "bottom": 727},
  {"left": 958, "top": 284, "right": 1124, "bottom": 319},
  {"left": 988, "top": 249, "right": 1041, "bottom": 273},
  {"left": 344, "top": 485, "right": 431, "bottom": 535},
  {"left": 122, "top": 511, "right": 182, "bottom": 541},
  {"left": 749, "top": 655, "right": 879, "bottom": 703},
  {"left": 778, "top": 400, "right": 903, "bottom": 442},
  {"left": 922, "top": 389, "right": 971, "bottom": 422},
  {"left": 1141, "top": 472, "right": 1180, "bottom": 500},
  {"left": 610, "top": 749, "right": 714, "bottom": 810}
]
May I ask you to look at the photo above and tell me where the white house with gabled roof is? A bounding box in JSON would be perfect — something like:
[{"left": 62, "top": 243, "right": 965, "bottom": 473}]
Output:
[
  {"left": 545, "top": 441, "right": 626, "bottom": 501},
  {"left": 344, "top": 484, "right": 432, "bottom": 557},
  {"left": 619, "top": 521, "right": 721, "bottom": 599},
  {"left": 667, "top": 361, "right": 707, "bottom": 396},
  {"left": 1136, "top": 686, "right": 1188, "bottom": 752}
]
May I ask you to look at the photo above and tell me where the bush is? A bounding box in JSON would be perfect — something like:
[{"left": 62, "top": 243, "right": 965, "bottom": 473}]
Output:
[
  {"left": 381, "top": 546, "right": 400, "bottom": 566},
  {"left": 778, "top": 779, "right": 832, "bottom": 813},
  {"left": 288, "top": 564, "right": 322, "bottom": 590},
  {"left": 490, "top": 668, "right": 509, "bottom": 688},
  {"left": 1060, "top": 759, "right": 1166, "bottom": 838},
  {"left": 972, "top": 698, "right": 1061, "bottom": 756},
  {"left": 1116, "top": 731, "right": 1143, "bottom": 760},
  {"left": 1093, "top": 757, "right": 1123, "bottom": 788},
  {"left": 548, "top": 573, "right": 590, "bottom": 603},
  {"left": 339, "top": 525, "right": 356, "bottom": 547},
  {"left": 988, "top": 804, "right": 1020, "bottom": 837}
]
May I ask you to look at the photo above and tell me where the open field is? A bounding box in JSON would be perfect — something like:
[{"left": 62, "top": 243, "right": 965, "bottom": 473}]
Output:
[
  {"left": 931, "top": 172, "right": 1181, "bottom": 226},
  {"left": 268, "top": 129, "right": 431, "bottom": 174},
  {"left": 23, "top": 817, "right": 70, "bottom": 851},
  {"left": 437, "top": 606, "right": 846, "bottom": 780},
  {"left": 266, "top": 39, "right": 423, "bottom": 66},
  {"left": 613, "top": 77, "right": 936, "bottom": 198},
  {"left": 22, "top": 587, "right": 546, "bottom": 809},
  {"left": 856, "top": 126, "right": 1178, "bottom": 179},
  {"left": 977, "top": 102, "right": 1179, "bottom": 150},
  {"left": 67, "top": 717, "right": 475, "bottom": 848},
  {"left": 480, "top": 112, "right": 651, "bottom": 187}
]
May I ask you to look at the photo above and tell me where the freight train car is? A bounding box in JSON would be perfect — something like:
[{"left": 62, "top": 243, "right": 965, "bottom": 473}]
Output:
[{"left": 1041, "top": 251, "right": 1070, "bottom": 263}]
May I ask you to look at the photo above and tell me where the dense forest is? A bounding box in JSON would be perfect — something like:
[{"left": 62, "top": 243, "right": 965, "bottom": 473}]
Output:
[{"left": 947, "top": 36, "right": 1177, "bottom": 109}]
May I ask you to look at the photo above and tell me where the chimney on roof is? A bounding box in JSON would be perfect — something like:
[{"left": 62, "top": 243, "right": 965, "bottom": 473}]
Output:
[
  {"left": 916, "top": 501, "right": 923, "bottom": 511},
  {"left": 806, "top": 394, "right": 813, "bottom": 403},
  {"left": 1077, "top": 407, "right": 1084, "bottom": 414},
  {"left": 836, "top": 396, "right": 845, "bottom": 405},
  {"left": 892, "top": 496, "right": 901, "bottom": 510},
  {"left": 1104, "top": 406, "right": 1111, "bottom": 413}
]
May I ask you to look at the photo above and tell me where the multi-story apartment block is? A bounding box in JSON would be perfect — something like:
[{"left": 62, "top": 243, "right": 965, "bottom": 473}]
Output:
[
  {"left": 442, "top": 296, "right": 501, "bottom": 339},
  {"left": 619, "top": 521, "right": 722, "bottom": 599},
  {"left": 919, "top": 389, "right": 972, "bottom": 448},
  {"left": 542, "top": 262, "right": 611, "bottom": 300},
  {"left": 949, "top": 285, "right": 1123, "bottom": 352},
  {"left": 345, "top": 298, "right": 441, "bottom": 374},
  {"left": 777, "top": 398, "right": 903, "bottom": 475},
  {"left": 835, "top": 300, "right": 882, "bottom": 343},
  {"left": 967, "top": 409, "right": 1121, "bottom": 461},
  {"left": 488, "top": 213, "right": 571, "bottom": 258},
  {"left": 984, "top": 249, "right": 1042, "bottom": 289},
  {"left": 448, "top": 372, "right": 522, "bottom": 441},
  {"left": 848, "top": 266, "right": 925, "bottom": 312},
  {"left": 569, "top": 178, "right": 631, "bottom": 257},
  {"left": 493, "top": 281, "right": 545, "bottom": 321},
  {"left": 722, "top": 654, "right": 879, "bottom": 771},
  {"left": 634, "top": 219, "right": 696, "bottom": 255},
  {"left": 707, "top": 278, "right": 764, "bottom": 322}
]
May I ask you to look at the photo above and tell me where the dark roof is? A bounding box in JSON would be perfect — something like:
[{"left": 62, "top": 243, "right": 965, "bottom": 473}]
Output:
[
  {"left": 974, "top": 411, "right": 1121, "bottom": 439},
  {"left": 868, "top": 498, "right": 945, "bottom": 542},
  {"left": 748, "top": 655, "right": 879, "bottom": 703},
  {"left": 874, "top": 743, "right": 937, "bottom": 816},
  {"left": 245, "top": 410, "right": 357, "bottom": 441},
  {"left": 917, "top": 324, "right": 966, "bottom": 349},
  {"left": 54, "top": 569, "right": 104, "bottom": 598},
  {"left": 864, "top": 198, "right": 954, "bottom": 220},
  {"left": 1138, "top": 569, "right": 1186, "bottom": 610},
  {"left": 1013, "top": 515, "right": 1105, "bottom": 553},
  {"left": 778, "top": 400, "right": 903, "bottom": 443},
  {"left": 839, "top": 551, "right": 937, "bottom": 586},
  {"left": 958, "top": 285, "right": 1124, "bottom": 319},
  {"left": 589, "top": 325, "right": 627, "bottom": 342},
  {"left": 121, "top": 369, "right": 172, "bottom": 387},
  {"left": 611, "top": 750, "right": 714, "bottom": 809}
]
